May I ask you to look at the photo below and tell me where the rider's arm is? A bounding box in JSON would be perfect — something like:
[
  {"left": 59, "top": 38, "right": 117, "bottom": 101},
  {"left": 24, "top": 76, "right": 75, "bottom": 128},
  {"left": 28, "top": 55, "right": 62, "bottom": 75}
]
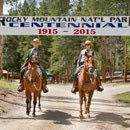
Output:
[
  {"left": 39, "top": 50, "right": 49, "bottom": 67},
  {"left": 77, "top": 50, "right": 82, "bottom": 68}
]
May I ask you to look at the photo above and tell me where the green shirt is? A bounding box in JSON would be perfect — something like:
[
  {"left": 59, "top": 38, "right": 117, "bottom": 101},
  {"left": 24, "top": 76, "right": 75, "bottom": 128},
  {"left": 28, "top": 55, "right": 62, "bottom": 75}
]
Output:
[{"left": 21, "top": 48, "right": 47, "bottom": 70}]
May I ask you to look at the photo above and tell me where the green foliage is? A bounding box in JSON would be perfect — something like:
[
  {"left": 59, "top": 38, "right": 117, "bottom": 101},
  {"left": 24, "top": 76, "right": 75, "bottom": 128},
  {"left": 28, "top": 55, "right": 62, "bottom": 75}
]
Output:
[
  {"left": 0, "top": 79, "right": 17, "bottom": 91},
  {"left": 49, "top": 35, "right": 88, "bottom": 75},
  {"left": 37, "top": 0, "right": 49, "bottom": 15},
  {"left": 2, "top": 36, "right": 21, "bottom": 72},
  {"left": 2, "top": 0, "right": 130, "bottom": 82},
  {"left": 0, "top": 106, "right": 8, "bottom": 114},
  {"left": 48, "top": 0, "right": 70, "bottom": 16},
  {"left": 115, "top": 91, "right": 130, "bottom": 104}
]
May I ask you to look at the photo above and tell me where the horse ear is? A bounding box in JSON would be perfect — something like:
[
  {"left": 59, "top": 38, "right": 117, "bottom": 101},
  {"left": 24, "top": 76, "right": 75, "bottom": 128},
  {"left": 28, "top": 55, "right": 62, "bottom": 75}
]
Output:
[
  {"left": 85, "top": 51, "right": 88, "bottom": 57},
  {"left": 89, "top": 51, "right": 94, "bottom": 56},
  {"left": 92, "top": 51, "right": 94, "bottom": 56}
]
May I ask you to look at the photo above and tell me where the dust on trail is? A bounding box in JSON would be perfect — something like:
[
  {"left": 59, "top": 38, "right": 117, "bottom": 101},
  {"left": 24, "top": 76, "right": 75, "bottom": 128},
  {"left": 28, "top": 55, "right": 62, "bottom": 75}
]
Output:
[{"left": 0, "top": 83, "right": 130, "bottom": 130}]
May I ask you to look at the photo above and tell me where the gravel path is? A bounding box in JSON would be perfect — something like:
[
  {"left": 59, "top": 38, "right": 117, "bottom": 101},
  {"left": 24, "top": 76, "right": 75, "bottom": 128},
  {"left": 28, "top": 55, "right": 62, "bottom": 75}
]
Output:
[{"left": 0, "top": 83, "right": 130, "bottom": 130}]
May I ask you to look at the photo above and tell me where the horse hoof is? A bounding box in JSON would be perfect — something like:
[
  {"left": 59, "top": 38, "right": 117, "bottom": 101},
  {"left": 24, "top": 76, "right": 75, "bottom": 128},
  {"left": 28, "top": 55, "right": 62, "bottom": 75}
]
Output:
[
  {"left": 32, "top": 113, "right": 35, "bottom": 117},
  {"left": 84, "top": 111, "right": 87, "bottom": 114},
  {"left": 87, "top": 114, "right": 90, "bottom": 118},
  {"left": 26, "top": 112, "right": 30, "bottom": 115},
  {"left": 39, "top": 107, "right": 41, "bottom": 111},
  {"left": 79, "top": 115, "right": 83, "bottom": 119}
]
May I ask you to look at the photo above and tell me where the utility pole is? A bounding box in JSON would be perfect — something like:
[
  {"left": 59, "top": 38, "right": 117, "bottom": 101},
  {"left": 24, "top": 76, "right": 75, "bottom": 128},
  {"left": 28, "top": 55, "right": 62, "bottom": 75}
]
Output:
[{"left": 124, "top": 42, "right": 127, "bottom": 82}]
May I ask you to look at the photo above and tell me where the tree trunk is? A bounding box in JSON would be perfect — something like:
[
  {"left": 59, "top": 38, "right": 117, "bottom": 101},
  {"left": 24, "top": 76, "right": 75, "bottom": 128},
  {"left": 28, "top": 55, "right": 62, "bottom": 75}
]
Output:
[
  {"left": 101, "top": 37, "right": 107, "bottom": 82},
  {"left": 124, "top": 42, "right": 127, "bottom": 82},
  {"left": 66, "top": 69, "right": 69, "bottom": 83},
  {"left": 0, "top": 0, "right": 4, "bottom": 77},
  {"left": 109, "top": 49, "right": 113, "bottom": 82}
]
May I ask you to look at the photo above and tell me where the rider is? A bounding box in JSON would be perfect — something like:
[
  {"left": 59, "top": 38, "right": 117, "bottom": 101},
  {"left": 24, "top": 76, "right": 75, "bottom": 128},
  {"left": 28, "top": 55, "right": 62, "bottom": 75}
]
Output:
[
  {"left": 71, "top": 40, "right": 104, "bottom": 94},
  {"left": 17, "top": 38, "right": 48, "bottom": 93}
]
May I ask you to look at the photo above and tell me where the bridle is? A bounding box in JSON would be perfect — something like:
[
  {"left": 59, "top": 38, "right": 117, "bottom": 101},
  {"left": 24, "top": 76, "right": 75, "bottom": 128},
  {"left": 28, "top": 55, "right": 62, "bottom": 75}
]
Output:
[{"left": 84, "top": 55, "right": 95, "bottom": 75}]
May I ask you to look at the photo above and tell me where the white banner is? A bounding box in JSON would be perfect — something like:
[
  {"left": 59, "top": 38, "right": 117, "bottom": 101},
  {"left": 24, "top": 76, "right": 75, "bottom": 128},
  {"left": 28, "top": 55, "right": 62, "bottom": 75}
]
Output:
[{"left": 0, "top": 16, "right": 130, "bottom": 35}]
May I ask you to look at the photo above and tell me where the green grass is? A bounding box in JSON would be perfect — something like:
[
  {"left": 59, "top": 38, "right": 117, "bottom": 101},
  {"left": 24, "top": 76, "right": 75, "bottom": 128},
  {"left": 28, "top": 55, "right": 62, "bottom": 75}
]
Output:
[
  {"left": 0, "top": 106, "right": 8, "bottom": 114},
  {"left": 115, "top": 92, "right": 130, "bottom": 104},
  {"left": 0, "top": 79, "right": 17, "bottom": 91}
]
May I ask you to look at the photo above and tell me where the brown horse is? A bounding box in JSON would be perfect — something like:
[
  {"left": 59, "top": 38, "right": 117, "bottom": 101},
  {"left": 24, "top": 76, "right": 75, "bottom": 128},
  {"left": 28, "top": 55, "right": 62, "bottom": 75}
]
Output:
[
  {"left": 23, "top": 56, "right": 43, "bottom": 117},
  {"left": 77, "top": 51, "right": 98, "bottom": 119}
]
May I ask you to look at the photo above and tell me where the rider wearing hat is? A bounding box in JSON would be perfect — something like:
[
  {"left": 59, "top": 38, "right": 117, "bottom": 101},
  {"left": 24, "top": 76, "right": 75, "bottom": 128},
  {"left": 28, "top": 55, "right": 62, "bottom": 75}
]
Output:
[
  {"left": 71, "top": 40, "right": 104, "bottom": 94},
  {"left": 17, "top": 38, "right": 48, "bottom": 93}
]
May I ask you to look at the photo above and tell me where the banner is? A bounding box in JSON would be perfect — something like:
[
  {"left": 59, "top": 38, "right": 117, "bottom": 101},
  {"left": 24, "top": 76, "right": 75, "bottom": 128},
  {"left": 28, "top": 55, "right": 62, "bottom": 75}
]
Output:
[{"left": 0, "top": 16, "right": 130, "bottom": 35}]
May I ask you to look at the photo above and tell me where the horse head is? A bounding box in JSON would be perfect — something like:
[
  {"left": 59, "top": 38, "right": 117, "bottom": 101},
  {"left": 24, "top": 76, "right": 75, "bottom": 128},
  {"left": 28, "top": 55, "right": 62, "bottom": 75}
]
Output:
[
  {"left": 84, "top": 51, "right": 95, "bottom": 75},
  {"left": 26, "top": 62, "right": 41, "bottom": 84},
  {"left": 30, "top": 55, "right": 40, "bottom": 64}
]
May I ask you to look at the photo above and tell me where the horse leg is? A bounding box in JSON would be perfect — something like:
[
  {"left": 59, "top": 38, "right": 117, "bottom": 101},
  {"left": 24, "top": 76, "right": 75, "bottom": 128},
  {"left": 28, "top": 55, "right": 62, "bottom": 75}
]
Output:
[
  {"left": 25, "top": 92, "right": 30, "bottom": 115},
  {"left": 84, "top": 93, "right": 87, "bottom": 114},
  {"left": 86, "top": 91, "right": 94, "bottom": 118},
  {"left": 29, "top": 93, "right": 32, "bottom": 112},
  {"left": 79, "top": 91, "right": 84, "bottom": 119},
  {"left": 38, "top": 94, "right": 41, "bottom": 110},
  {"left": 32, "top": 95, "right": 37, "bottom": 117}
]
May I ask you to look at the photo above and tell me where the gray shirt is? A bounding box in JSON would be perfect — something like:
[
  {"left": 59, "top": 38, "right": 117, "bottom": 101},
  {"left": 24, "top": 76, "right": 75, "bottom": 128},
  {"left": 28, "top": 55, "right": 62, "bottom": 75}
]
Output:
[{"left": 77, "top": 49, "right": 97, "bottom": 68}]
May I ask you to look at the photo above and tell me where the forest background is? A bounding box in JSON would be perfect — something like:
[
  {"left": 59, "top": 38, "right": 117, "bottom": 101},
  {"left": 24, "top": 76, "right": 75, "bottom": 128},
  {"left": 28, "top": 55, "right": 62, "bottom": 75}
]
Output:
[{"left": 0, "top": 0, "right": 130, "bottom": 83}]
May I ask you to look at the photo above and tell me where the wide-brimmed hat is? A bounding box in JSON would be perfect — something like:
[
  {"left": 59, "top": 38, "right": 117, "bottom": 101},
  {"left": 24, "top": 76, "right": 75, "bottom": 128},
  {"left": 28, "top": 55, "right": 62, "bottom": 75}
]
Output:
[
  {"left": 31, "top": 38, "right": 41, "bottom": 45},
  {"left": 84, "top": 40, "right": 92, "bottom": 45}
]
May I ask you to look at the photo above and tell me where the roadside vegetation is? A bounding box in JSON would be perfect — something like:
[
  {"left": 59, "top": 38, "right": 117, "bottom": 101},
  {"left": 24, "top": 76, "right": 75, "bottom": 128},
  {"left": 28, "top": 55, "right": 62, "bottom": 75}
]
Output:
[
  {"left": 115, "top": 92, "right": 130, "bottom": 105},
  {"left": 0, "top": 79, "right": 17, "bottom": 91},
  {"left": 0, "top": 106, "right": 8, "bottom": 114}
]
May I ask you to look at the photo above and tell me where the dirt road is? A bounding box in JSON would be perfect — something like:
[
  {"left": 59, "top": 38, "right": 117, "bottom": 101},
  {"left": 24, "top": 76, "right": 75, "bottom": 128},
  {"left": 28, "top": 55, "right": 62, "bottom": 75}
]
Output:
[{"left": 0, "top": 83, "right": 130, "bottom": 130}]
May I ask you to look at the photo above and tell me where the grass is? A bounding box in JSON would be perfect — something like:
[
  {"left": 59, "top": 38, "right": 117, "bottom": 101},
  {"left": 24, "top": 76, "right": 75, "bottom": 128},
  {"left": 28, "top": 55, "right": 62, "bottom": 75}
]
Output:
[
  {"left": 0, "top": 106, "right": 8, "bottom": 114},
  {"left": 115, "top": 92, "right": 130, "bottom": 104},
  {"left": 0, "top": 79, "right": 17, "bottom": 91}
]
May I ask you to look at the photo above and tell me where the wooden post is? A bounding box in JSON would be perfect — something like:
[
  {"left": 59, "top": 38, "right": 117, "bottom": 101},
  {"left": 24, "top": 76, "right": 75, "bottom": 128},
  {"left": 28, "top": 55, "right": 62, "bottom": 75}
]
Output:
[{"left": 124, "top": 42, "right": 127, "bottom": 82}]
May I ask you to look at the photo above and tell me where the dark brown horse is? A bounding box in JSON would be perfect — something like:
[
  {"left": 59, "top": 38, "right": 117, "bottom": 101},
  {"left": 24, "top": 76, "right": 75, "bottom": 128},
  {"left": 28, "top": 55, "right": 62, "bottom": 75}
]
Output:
[
  {"left": 77, "top": 51, "right": 98, "bottom": 119},
  {"left": 23, "top": 56, "right": 43, "bottom": 117}
]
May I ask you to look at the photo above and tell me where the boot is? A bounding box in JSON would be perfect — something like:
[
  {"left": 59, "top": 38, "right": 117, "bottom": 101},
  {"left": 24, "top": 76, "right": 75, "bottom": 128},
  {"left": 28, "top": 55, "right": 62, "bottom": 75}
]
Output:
[
  {"left": 97, "top": 86, "right": 104, "bottom": 91},
  {"left": 42, "top": 85, "right": 49, "bottom": 93},
  {"left": 17, "top": 79, "right": 24, "bottom": 92},
  {"left": 71, "top": 78, "right": 78, "bottom": 94},
  {"left": 97, "top": 77, "right": 104, "bottom": 92},
  {"left": 42, "top": 76, "right": 49, "bottom": 93}
]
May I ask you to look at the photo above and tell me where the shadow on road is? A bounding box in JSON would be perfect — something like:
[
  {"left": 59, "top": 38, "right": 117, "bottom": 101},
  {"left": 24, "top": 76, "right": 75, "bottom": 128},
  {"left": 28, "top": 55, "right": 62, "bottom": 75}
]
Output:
[
  {"left": 91, "top": 112, "right": 130, "bottom": 128},
  {"left": 0, "top": 110, "right": 77, "bottom": 125},
  {"left": 41, "top": 95, "right": 78, "bottom": 104},
  {"left": 36, "top": 110, "right": 73, "bottom": 125}
]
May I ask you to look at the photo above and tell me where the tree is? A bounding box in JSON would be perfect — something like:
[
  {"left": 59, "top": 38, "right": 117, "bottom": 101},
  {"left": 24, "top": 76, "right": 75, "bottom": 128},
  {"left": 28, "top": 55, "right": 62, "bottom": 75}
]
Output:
[
  {"left": 3, "top": 0, "right": 52, "bottom": 72},
  {"left": 3, "top": 0, "right": 130, "bottom": 82},
  {"left": 2, "top": 36, "right": 21, "bottom": 72},
  {"left": 0, "top": 0, "right": 18, "bottom": 77},
  {"left": 0, "top": 0, "right": 4, "bottom": 77}
]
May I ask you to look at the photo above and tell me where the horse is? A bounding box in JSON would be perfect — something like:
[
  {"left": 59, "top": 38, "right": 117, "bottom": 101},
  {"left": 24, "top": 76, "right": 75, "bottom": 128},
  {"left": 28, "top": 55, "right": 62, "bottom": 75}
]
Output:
[
  {"left": 77, "top": 51, "right": 99, "bottom": 119},
  {"left": 23, "top": 55, "right": 43, "bottom": 117}
]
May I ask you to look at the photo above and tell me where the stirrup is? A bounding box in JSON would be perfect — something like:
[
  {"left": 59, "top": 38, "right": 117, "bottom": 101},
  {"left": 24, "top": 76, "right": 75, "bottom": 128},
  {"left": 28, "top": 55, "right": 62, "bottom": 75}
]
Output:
[{"left": 97, "top": 87, "right": 104, "bottom": 92}]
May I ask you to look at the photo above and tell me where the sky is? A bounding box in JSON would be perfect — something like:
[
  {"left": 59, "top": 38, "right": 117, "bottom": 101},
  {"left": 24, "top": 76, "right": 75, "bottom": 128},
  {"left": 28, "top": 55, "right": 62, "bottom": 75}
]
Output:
[{"left": 3, "top": 0, "right": 43, "bottom": 14}]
